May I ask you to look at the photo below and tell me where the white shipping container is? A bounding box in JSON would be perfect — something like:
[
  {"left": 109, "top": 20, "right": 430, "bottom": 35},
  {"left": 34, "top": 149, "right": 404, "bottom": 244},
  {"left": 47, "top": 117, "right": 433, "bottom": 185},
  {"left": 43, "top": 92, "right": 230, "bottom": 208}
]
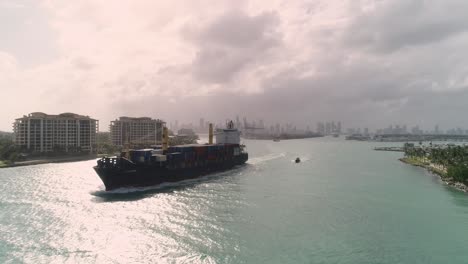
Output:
[{"left": 153, "top": 154, "right": 167, "bottom": 162}]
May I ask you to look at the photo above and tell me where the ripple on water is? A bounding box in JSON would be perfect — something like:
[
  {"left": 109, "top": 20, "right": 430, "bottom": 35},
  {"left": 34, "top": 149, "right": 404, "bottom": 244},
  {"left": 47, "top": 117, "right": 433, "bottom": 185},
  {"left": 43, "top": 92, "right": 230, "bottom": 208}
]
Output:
[{"left": 2, "top": 141, "right": 468, "bottom": 263}]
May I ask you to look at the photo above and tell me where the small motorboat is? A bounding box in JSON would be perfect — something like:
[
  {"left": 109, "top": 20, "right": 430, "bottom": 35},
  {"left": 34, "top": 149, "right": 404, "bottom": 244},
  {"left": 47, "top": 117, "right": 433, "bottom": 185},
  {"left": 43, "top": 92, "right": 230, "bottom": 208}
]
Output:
[{"left": 295, "top": 157, "right": 301, "bottom": 163}]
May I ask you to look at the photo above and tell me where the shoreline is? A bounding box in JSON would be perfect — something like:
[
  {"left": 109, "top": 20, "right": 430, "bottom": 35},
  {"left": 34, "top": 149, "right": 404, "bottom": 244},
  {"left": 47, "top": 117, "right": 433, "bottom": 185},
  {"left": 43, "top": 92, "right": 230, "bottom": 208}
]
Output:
[
  {"left": 374, "top": 147, "right": 404, "bottom": 152},
  {"left": 399, "top": 157, "right": 468, "bottom": 193},
  {"left": 242, "top": 135, "right": 323, "bottom": 140},
  {"left": 0, "top": 154, "right": 106, "bottom": 168}
]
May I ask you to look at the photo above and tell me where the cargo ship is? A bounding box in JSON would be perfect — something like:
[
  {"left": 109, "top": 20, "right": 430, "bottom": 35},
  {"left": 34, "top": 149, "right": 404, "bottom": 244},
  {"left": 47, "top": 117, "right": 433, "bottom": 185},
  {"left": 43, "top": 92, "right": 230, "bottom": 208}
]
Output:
[{"left": 94, "top": 121, "right": 248, "bottom": 190}]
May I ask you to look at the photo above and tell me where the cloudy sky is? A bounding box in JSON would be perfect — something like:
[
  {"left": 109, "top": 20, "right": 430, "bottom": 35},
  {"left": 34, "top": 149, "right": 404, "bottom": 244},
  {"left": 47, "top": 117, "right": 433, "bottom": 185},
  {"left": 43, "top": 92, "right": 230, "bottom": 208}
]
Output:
[{"left": 1, "top": 0, "right": 468, "bottom": 132}]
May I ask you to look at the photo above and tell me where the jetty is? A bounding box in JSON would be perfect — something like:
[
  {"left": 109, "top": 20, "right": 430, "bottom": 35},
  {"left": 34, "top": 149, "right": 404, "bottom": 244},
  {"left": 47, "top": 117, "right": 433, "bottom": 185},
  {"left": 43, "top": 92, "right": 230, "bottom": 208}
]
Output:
[{"left": 374, "top": 147, "right": 404, "bottom": 152}]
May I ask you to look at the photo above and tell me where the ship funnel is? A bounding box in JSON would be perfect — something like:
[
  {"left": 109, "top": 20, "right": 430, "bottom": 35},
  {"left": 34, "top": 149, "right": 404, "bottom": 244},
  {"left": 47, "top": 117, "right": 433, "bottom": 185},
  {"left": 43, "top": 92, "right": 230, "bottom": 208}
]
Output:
[
  {"left": 209, "top": 123, "right": 213, "bottom": 144},
  {"left": 162, "top": 126, "right": 169, "bottom": 151}
]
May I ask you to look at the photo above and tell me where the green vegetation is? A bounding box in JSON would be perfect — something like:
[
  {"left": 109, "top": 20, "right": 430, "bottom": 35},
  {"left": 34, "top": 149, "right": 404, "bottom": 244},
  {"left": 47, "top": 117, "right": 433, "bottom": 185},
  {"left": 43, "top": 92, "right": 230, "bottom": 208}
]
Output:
[
  {"left": 0, "top": 131, "right": 13, "bottom": 140},
  {"left": 96, "top": 132, "right": 119, "bottom": 155},
  {"left": 402, "top": 157, "right": 427, "bottom": 167},
  {"left": 0, "top": 136, "right": 19, "bottom": 165},
  {"left": 404, "top": 143, "right": 468, "bottom": 182}
]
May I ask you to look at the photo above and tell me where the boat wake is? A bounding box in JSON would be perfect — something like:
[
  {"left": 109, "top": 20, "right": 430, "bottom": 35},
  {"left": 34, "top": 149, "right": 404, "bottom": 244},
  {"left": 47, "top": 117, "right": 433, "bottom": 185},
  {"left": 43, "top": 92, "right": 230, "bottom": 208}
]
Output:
[
  {"left": 248, "top": 153, "right": 286, "bottom": 165},
  {"left": 91, "top": 181, "right": 186, "bottom": 196},
  {"left": 291, "top": 156, "right": 311, "bottom": 163}
]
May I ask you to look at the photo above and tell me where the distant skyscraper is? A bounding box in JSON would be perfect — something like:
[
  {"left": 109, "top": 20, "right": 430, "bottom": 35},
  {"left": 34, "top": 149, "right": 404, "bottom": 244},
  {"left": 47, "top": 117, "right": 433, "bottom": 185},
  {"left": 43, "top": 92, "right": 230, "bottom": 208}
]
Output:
[{"left": 199, "top": 118, "right": 205, "bottom": 130}]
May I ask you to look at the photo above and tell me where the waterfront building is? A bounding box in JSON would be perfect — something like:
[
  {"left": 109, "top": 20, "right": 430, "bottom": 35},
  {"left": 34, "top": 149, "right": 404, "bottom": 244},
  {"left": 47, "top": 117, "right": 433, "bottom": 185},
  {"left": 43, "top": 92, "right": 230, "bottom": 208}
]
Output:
[
  {"left": 177, "top": 128, "right": 196, "bottom": 136},
  {"left": 110, "top": 117, "right": 165, "bottom": 147},
  {"left": 411, "top": 126, "right": 423, "bottom": 135},
  {"left": 347, "top": 128, "right": 356, "bottom": 134},
  {"left": 13, "top": 112, "right": 98, "bottom": 153}
]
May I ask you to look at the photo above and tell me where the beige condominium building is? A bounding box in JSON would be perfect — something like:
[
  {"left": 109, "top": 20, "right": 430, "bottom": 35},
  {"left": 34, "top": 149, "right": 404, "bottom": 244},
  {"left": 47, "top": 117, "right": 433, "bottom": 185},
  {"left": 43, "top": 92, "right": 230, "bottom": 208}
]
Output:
[
  {"left": 13, "top": 112, "right": 98, "bottom": 153},
  {"left": 110, "top": 117, "right": 165, "bottom": 147}
]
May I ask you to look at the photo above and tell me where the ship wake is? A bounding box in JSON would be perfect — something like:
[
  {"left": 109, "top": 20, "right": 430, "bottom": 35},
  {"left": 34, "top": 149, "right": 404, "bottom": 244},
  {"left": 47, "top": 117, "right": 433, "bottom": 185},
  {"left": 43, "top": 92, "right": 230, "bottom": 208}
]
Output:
[
  {"left": 291, "top": 156, "right": 311, "bottom": 163},
  {"left": 248, "top": 153, "right": 286, "bottom": 165}
]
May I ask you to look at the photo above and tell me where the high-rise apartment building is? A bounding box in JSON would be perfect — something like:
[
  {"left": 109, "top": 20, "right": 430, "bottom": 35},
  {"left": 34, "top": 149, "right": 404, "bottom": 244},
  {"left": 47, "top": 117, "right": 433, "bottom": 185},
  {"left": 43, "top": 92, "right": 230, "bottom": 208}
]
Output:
[
  {"left": 13, "top": 112, "right": 98, "bottom": 153},
  {"left": 110, "top": 117, "right": 165, "bottom": 147}
]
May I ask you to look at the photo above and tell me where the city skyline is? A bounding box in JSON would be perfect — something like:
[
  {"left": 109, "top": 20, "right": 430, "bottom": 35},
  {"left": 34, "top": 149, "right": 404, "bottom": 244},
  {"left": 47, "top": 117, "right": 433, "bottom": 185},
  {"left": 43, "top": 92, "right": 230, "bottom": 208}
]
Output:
[{"left": 5, "top": 111, "right": 468, "bottom": 135}]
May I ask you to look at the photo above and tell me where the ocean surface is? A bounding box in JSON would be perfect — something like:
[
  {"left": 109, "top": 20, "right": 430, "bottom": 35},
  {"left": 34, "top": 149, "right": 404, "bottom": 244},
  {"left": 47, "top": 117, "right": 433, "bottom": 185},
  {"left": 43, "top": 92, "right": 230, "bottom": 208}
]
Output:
[{"left": 1, "top": 137, "right": 468, "bottom": 263}]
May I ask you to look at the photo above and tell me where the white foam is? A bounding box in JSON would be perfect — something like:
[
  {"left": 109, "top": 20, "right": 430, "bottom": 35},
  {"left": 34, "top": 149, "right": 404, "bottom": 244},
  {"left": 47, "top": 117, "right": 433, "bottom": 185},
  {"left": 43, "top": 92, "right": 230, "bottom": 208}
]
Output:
[
  {"left": 248, "top": 153, "right": 286, "bottom": 165},
  {"left": 291, "top": 156, "right": 311, "bottom": 163}
]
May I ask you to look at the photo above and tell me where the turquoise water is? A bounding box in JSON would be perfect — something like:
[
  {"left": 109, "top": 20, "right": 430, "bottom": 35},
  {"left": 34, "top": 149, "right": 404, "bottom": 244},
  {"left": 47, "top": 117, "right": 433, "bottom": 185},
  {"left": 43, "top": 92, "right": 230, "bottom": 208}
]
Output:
[{"left": 1, "top": 138, "right": 468, "bottom": 263}]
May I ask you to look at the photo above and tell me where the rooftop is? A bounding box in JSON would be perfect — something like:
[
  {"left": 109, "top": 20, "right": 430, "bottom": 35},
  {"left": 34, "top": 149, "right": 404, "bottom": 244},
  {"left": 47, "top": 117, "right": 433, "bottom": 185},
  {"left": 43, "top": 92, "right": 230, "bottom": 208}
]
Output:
[
  {"left": 16, "top": 112, "right": 96, "bottom": 120},
  {"left": 114, "top": 116, "right": 165, "bottom": 123}
]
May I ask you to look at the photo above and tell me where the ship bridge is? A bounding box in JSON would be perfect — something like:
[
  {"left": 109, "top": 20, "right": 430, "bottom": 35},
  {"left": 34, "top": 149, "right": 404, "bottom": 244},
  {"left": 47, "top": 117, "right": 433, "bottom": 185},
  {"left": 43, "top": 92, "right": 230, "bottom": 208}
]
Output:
[{"left": 215, "top": 121, "right": 241, "bottom": 144}]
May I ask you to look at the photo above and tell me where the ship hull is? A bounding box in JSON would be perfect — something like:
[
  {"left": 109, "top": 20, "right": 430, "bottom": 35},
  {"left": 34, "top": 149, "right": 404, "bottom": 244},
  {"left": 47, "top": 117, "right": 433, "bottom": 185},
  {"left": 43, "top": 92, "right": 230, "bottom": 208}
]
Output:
[{"left": 94, "top": 154, "right": 248, "bottom": 191}]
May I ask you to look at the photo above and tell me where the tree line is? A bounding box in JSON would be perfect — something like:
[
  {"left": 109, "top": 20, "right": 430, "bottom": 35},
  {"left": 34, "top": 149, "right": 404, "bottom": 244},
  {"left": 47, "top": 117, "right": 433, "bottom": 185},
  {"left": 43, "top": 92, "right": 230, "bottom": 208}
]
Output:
[
  {"left": 404, "top": 143, "right": 468, "bottom": 183},
  {"left": 0, "top": 137, "right": 19, "bottom": 162}
]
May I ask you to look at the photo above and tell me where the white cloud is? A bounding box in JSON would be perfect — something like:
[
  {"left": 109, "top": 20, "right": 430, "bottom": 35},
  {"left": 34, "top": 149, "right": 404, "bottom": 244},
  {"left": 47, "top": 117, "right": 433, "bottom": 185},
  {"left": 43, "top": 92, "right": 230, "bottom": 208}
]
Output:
[{"left": 1, "top": 0, "right": 468, "bottom": 131}]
